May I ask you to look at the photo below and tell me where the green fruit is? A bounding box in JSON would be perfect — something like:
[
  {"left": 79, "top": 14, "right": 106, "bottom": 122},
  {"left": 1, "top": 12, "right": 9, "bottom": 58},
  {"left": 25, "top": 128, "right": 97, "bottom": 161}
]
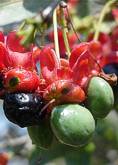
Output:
[
  {"left": 27, "top": 119, "right": 53, "bottom": 149},
  {"left": 87, "top": 76, "right": 114, "bottom": 118},
  {"left": 51, "top": 104, "right": 95, "bottom": 147}
]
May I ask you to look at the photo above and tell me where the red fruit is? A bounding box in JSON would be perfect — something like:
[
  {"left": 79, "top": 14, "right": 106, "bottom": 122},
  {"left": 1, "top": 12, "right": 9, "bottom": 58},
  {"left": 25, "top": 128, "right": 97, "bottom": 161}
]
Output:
[
  {"left": 0, "top": 31, "right": 4, "bottom": 43},
  {"left": 43, "top": 80, "right": 85, "bottom": 104},
  {"left": 0, "top": 31, "right": 39, "bottom": 97},
  {"left": 4, "top": 68, "right": 39, "bottom": 92}
]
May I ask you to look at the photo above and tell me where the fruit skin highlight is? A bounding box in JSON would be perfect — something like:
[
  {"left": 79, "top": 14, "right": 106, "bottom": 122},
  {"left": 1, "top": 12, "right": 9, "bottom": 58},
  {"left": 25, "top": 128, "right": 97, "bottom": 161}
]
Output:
[
  {"left": 51, "top": 104, "right": 95, "bottom": 147},
  {"left": 87, "top": 76, "right": 114, "bottom": 119}
]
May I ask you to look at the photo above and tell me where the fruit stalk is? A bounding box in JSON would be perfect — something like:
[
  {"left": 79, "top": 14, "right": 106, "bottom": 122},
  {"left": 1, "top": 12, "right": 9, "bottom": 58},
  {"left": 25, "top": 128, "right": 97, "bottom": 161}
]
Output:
[
  {"left": 66, "top": 7, "right": 81, "bottom": 43},
  {"left": 53, "top": 8, "right": 60, "bottom": 66},
  {"left": 94, "top": 0, "right": 117, "bottom": 41},
  {"left": 60, "top": 1, "right": 71, "bottom": 57}
]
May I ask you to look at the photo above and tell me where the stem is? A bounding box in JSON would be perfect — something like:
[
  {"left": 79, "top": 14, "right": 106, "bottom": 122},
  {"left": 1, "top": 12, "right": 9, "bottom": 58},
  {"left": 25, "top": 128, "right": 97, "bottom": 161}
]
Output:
[
  {"left": 18, "top": 20, "right": 26, "bottom": 31},
  {"left": 94, "top": 0, "right": 116, "bottom": 41},
  {"left": 40, "top": 99, "right": 55, "bottom": 113},
  {"left": 40, "top": 23, "right": 47, "bottom": 46},
  {"left": 60, "top": 2, "right": 71, "bottom": 57},
  {"left": 66, "top": 7, "right": 81, "bottom": 43},
  {"left": 53, "top": 8, "right": 60, "bottom": 62}
]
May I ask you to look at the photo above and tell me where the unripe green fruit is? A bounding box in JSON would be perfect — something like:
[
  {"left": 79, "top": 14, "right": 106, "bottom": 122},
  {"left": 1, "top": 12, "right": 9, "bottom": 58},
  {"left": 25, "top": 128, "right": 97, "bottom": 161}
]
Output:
[
  {"left": 51, "top": 104, "right": 95, "bottom": 147},
  {"left": 87, "top": 76, "right": 114, "bottom": 118},
  {"left": 27, "top": 119, "right": 53, "bottom": 149}
]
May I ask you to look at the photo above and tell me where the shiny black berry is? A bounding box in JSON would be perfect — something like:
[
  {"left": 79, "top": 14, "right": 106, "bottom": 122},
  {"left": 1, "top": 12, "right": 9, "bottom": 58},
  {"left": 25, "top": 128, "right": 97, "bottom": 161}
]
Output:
[{"left": 3, "top": 93, "right": 46, "bottom": 127}]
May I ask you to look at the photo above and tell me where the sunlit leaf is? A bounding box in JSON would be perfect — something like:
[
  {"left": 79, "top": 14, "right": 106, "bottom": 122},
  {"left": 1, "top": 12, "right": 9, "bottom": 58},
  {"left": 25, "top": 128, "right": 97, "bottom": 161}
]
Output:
[{"left": 0, "top": 0, "right": 60, "bottom": 30}]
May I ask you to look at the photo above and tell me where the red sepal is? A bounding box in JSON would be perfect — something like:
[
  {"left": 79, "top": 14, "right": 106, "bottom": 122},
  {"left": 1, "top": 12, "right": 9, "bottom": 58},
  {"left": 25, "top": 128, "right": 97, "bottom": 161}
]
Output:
[
  {"left": 0, "top": 43, "right": 9, "bottom": 71},
  {"left": 69, "top": 42, "right": 89, "bottom": 68},
  {"left": 38, "top": 46, "right": 60, "bottom": 84},
  {"left": 70, "top": 43, "right": 101, "bottom": 87},
  {"left": 7, "top": 49, "right": 34, "bottom": 70},
  {"left": 39, "top": 46, "right": 59, "bottom": 71},
  {"left": 7, "top": 31, "right": 29, "bottom": 53},
  {"left": 87, "top": 32, "right": 111, "bottom": 56},
  {"left": 100, "top": 52, "right": 118, "bottom": 67}
]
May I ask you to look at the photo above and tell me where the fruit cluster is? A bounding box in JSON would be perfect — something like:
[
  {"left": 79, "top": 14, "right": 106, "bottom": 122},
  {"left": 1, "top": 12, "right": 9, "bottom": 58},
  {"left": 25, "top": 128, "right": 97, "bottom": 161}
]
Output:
[
  {"left": 0, "top": 29, "right": 115, "bottom": 149},
  {"left": 87, "top": 25, "right": 118, "bottom": 111}
]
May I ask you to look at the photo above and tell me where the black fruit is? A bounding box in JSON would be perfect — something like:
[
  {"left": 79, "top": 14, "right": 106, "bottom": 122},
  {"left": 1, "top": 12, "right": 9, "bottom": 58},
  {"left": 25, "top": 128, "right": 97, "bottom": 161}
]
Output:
[{"left": 3, "top": 93, "right": 46, "bottom": 127}]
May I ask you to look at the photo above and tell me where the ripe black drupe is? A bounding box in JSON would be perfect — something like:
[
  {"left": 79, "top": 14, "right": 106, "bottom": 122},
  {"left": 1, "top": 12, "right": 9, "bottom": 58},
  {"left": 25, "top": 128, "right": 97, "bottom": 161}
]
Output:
[{"left": 3, "top": 93, "right": 46, "bottom": 127}]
